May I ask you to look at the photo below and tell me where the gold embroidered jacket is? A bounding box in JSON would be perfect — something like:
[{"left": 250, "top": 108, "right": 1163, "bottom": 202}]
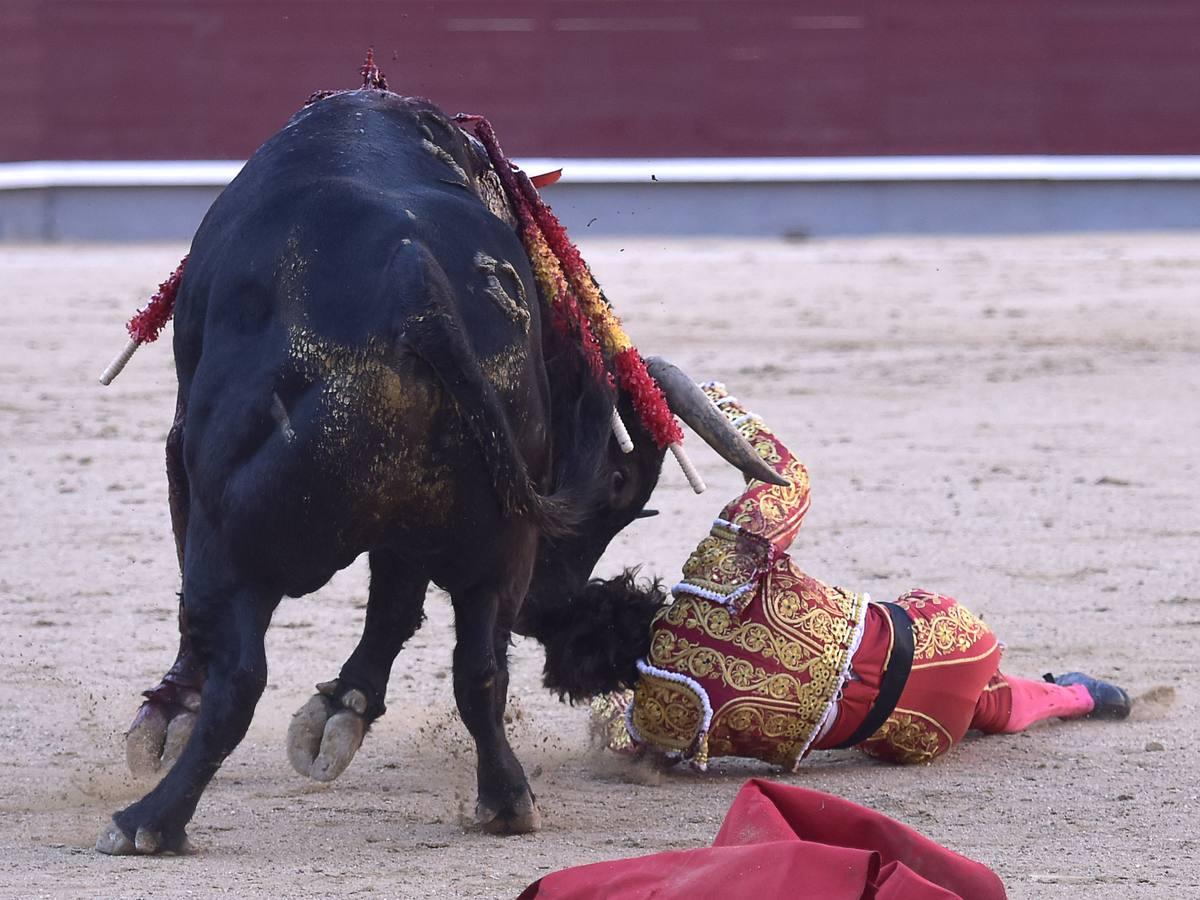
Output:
[{"left": 626, "top": 384, "right": 868, "bottom": 770}]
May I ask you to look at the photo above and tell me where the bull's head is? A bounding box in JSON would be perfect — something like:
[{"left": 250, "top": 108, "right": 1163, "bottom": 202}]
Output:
[
  {"left": 435, "top": 111, "right": 786, "bottom": 696},
  {"left": 518, "top": 354, "right": 785, "bottom": 700}
]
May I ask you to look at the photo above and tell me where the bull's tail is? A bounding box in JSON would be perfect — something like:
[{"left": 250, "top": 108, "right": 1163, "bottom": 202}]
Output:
[{"left": 399, "top": 246, "right": 576, "bottom": 537}]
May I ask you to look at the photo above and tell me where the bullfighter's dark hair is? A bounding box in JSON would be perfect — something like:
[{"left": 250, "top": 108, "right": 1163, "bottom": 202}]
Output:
[{"left": 525, "top": 568, "right": 668, "bottom": 704}]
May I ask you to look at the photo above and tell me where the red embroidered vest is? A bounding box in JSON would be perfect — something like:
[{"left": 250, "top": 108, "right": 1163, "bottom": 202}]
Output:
[{"left": 627, "top": 385, "right": 868, "bottom": 769}]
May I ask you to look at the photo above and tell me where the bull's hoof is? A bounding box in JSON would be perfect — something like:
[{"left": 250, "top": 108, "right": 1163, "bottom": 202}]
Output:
[
  {"left": 125, "top": 690, "right": 201, "bottom": 778},
  {"left": 95, "top": 820, "right": 193, "bottom": 856},
  {"left": 286, "top": 682, "right": 368, "bottom": 782},
  {"left": 95, "top": 821, "right": 135, "bottom": 855},
  {"left": 476, "top": 792, "right": 541, "bottom": 835}
]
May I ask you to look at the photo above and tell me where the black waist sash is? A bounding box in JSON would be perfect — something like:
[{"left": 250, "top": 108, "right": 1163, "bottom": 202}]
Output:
[{"left": 831, "top": 601, "right": 915, "bottom": 750}]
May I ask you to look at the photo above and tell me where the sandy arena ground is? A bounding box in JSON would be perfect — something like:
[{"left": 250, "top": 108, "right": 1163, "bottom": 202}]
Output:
[{"left": 0, "top": 235, "right": 1197, "bottom": 898}]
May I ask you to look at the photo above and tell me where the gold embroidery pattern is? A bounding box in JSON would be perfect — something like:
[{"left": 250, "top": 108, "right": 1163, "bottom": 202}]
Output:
[
  {"left": 589, "top": 691, "right": 636, "bottom": 753},
  {"left": 643, "top": 569, "right": 866, "bottom": 766},
  {"left": 709, "top": 698, "right": 812, "bottom": 767},
  {"left": 629, "top": 673, "right": 706, "bottom": 752},
  {"left": 763, "top": 560, "right": 865, "bottom": 649},
  {"left": 679, "top": 527, "right": 762, "bottom": 596},
  {"left": 897, "top": 591, "right": 990, "bottom": 661},
  {"left": 662, "top": 598, "right": 843, "bottom": 673},
  {"left": 649, "top": 632, "right": 837, "bottom": 704},
  {"left": 859, "top": 710, "right": 949, "bottom": 765},
  {"left": 630, "top": 383, "right": 867, "bottom": 766},
  {"left": 701, "top": 385, "right": 811, "bottom": 549},
  {"left": 722, "top": 457, "right": 810, "bottom": 545}
]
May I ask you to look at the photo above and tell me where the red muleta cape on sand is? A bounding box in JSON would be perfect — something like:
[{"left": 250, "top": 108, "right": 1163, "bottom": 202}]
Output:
[{"left": 518, "top": 779, "right": 1006, "bottom": 900}]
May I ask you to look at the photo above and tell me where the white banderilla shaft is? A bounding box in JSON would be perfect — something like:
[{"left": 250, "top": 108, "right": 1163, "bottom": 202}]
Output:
[
  {"left": 611, "top": 408, "right": 634, "bottom": 453},
  {"left": 99, "top": 338, "right": 140, "bottom": 386},
  {"left": 669, "top": 441, "right": 706, "bottom": 494}
]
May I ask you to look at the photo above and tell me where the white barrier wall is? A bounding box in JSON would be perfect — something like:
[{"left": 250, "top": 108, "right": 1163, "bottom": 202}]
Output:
[{"left": 4, "top": 158, "right": 1200, "bottom": 240}]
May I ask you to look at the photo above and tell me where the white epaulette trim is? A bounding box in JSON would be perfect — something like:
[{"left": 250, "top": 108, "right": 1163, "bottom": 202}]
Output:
[
  {"left": 672, "top": 580, "right": 756, "bottom": 606},
  {"left": 670, "top": 517, "right": 762, "bottom": 607},
  {"left": 631, "top": 659, "right": 714, "bottom": 762}
]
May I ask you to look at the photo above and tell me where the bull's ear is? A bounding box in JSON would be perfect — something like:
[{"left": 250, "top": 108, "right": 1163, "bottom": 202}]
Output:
[{"left": 635, "top": 508, "right": 659, "bottom": 519}]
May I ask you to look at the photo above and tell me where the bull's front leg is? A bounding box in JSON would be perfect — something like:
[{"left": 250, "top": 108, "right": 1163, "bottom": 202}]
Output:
[
  {"left": 287, "top": 552, "right": 429, "bottom": 782},
  {"left": 126, "top": 394, "right": 206, "bottom": 777},
  {"left": 451, "top": 571, "right": 540, "bottom": 835}
]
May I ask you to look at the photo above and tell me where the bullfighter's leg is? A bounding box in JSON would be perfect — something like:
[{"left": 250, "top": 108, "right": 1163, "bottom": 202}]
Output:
[
  {"left": 968, "top": 671, "right": 1130, "bottom": 734},
  {"left": 288, "top": 551, "right": 429, "bottom": 782},
  {"left": 858, "top": 591, "right": 1002, "bottom": 765},
  {"left": 451, "top": 562, "right": 540, "bottom": 834},
  {"left": 126, "top": 393, "right": 207, "bottom": 777},
  {"left": 97, "top": 510, "right": 280, "bottom": 855}
]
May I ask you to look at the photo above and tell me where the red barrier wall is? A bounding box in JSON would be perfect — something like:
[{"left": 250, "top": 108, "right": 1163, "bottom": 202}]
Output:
[{"left": 3, "top": 0, "right": 1200, "bottom": 162}]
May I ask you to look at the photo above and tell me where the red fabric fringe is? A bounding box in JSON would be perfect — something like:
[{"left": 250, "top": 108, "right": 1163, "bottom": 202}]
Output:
[
  {"left": 517, "top": 173, "right": 591, "bottom": 292},
  {"left": 614, "top": 348, "right": 682, "bottom": 447},
  {"left": 547, "top": 268, "right": 609, "bottom": 380},
  {"left": 462, "top": 115, "right": 608, "bottom": 379},
  {"left": 519, "top": 171, "right": 679, "bottom": 447},
  {"left": 127, "top": 255, "right": 187, "bottom": 344},
  {"left": 456, "top": 113, "right": 680, "bottom": 447}
]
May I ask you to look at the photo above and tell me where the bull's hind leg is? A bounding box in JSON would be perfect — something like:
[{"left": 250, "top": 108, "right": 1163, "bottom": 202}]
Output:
[
  {"left": 288, "top": 551, "right": 429, "bottom": 781},
  {"left": 451, "top": 566, "right": 540, "bottom": 835},
  {"left": 126, "top": 395, "right": 206, "bottom": 777},
  {"left": 98, "top": 515, "right": 281, "bottom": 855}
]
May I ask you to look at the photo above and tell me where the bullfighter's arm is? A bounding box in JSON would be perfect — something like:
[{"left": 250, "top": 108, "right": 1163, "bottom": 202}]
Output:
[{"left": 702, "top": 382, "right": 811, "bottom": 554}]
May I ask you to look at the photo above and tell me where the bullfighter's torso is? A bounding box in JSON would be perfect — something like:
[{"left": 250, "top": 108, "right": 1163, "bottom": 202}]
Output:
[{"left": 626, "top": 385, "right": 869, "bottom": 770}]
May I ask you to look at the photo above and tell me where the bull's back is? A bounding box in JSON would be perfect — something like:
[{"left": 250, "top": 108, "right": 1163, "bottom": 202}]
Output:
[
  {"left": 182, "top": 90, "right": 525, "bottom": 354},
  {"left": 174, "top": 94, "right": 539, "bottom": 591}
]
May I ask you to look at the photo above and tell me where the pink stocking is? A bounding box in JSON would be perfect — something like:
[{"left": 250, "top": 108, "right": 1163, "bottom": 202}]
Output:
[{"left": 971, "top": 672, "right": 1094, "bottom": 735}]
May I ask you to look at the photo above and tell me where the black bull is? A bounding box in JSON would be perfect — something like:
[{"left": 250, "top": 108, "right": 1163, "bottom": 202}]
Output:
[{"left": 98, "top": 90, "right": 780, "bottom": 854}]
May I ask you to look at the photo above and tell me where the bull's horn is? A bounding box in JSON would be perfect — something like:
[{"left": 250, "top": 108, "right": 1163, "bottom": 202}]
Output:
[{"left": 645, "top": 357, "right": 789, "bottom": 487}]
